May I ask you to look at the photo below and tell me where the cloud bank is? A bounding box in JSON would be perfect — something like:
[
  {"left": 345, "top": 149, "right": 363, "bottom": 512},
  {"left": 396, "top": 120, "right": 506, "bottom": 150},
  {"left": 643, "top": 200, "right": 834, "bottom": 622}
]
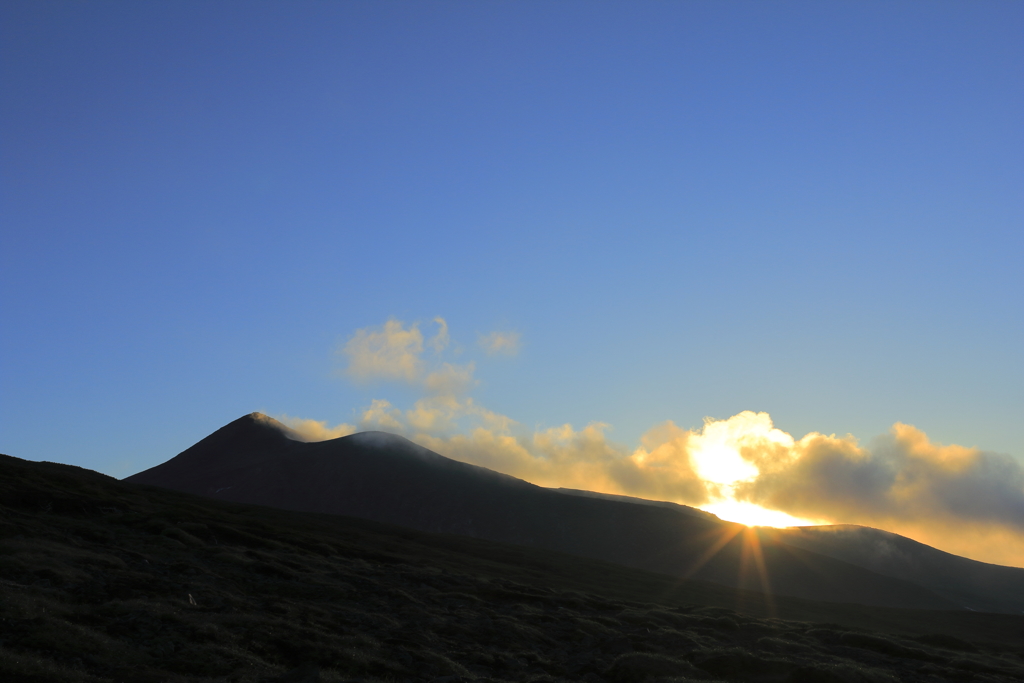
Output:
[
  {"left": 287, "top": 317, "right": 1024, "bottom": 568},
  {"left": 732, "top": 420, "right": 1024, "bottom": 566}
]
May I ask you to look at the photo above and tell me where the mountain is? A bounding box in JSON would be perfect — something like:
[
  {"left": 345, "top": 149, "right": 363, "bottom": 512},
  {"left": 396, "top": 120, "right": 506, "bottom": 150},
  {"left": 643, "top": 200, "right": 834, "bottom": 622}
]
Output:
[
  {"left": 550, "top": 487, "right": 720, "bottom": 520},
  {"left": 126, "top": 412, "right": 1008, "bottom": 613},
  {"left": 6, "top": 450, "right": 1024, "bottom": 682},
  {"left": 768, "top": 525, "right": 1024, "bottom": 615},
  {"left": 552, "top": 483, "right": 1024, "bottom": 615}
]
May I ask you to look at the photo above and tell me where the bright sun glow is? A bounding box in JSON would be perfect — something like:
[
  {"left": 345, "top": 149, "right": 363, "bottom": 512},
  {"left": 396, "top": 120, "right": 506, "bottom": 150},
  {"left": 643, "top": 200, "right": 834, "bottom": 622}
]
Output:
[
  {"left": 688, "top": 412, "right": 820, "bottom": 527},
  {"left": 687, "top": 411, "right": 792, "bottom": 486},
  {"left": 702, "top": 500, "right": 823, "bottom": 527}
]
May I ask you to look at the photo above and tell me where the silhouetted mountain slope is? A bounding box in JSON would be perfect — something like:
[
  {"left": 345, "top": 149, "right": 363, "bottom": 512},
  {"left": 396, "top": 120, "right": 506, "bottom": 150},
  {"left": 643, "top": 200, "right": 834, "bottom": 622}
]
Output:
[
  {"left": 553, "top": 485, "right": 1024, "bottom": 616},
  {"left": 126, "top": 413, "right": 970, "bottom": 612},
  {"left": 6, "top": 451, "right": 1024, "bottom": 682},
  {"left": 551, "top": 487, "right": 719, "bottom": 520},
  {"left": 768, "top": 525, "right": 1024, "bottom": 615}
]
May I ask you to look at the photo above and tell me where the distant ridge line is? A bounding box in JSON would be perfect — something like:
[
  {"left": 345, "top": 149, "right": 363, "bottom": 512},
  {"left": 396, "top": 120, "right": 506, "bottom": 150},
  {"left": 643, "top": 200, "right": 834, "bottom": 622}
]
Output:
[{"left": 124, "top": 413, "right": 1024, "bottom": 614}]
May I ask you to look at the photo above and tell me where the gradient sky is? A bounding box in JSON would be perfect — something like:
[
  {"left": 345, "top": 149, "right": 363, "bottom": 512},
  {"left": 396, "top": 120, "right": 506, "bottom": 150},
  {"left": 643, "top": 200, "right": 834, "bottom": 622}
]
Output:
[{"left": 2, "top": 1, "right": 1022, "bottom": 544}]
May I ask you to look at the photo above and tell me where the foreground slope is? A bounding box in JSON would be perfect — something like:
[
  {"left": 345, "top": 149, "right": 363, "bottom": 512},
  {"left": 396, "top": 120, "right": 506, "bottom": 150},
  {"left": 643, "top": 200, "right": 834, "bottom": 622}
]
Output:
[
  {"left": 3, "top": 452, "right": 1023, "bottom": 683},
  {"left": 127, "top": 414, "right": 977, "bottom": 611}
]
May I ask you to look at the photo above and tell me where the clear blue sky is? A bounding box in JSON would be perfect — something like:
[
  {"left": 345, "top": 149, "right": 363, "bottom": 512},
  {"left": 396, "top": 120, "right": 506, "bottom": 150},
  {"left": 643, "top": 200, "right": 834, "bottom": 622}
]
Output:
[{"left": 2, "top": 1, "right": 1021, "bottom": 478}]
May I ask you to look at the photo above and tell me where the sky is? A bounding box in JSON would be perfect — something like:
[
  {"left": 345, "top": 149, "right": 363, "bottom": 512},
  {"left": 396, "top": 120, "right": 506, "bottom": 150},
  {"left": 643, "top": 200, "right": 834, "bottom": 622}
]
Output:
[{"left": 2, "top": 2, "right": 1022, "bottom": 565}]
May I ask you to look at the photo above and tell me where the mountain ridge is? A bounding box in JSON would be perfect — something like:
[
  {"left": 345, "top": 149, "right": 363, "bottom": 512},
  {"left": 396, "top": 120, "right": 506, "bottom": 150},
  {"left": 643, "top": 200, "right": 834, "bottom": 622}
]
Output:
[
  {"left": 544, "top": 474, "right": 1024, "bottom": 614},
  {"left": 6, "top": 448, "right": 1024, "bottom": 682},
  {"left": 124, "top": 413, "right": 1021, "bottom": 613}
]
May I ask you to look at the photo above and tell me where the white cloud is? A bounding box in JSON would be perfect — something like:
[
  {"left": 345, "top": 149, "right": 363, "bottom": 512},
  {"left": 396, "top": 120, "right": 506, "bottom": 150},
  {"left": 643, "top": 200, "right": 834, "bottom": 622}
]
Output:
[
  {"left": 478, "top": 330, "right": 521, "bottom": 356},
  {"left": 342, "top": 319, "right": 424, "bottom": 382}
]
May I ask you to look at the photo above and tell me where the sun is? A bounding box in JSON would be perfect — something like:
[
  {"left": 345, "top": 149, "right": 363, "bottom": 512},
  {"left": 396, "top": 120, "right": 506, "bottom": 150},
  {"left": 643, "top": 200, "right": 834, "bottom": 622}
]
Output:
[
  {"left": 701, "top": 499, "right": 822, "bottom": 527},
  {"left": 686, "top": 412, "right": 823, "bottom": 528}
]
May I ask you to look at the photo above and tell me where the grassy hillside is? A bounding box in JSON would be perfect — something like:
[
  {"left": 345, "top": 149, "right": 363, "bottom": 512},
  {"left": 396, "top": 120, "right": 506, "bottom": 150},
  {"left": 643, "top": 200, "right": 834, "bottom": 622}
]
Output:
[{"left": 2, "top": 453, "right": 1023, "bottom": 682}]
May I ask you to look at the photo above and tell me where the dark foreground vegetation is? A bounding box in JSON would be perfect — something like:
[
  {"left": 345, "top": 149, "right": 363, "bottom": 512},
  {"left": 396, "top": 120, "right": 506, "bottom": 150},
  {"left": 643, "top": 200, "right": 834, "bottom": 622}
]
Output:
[{"left": 2, "top": 454, "right": 1023, "bottom": 683}]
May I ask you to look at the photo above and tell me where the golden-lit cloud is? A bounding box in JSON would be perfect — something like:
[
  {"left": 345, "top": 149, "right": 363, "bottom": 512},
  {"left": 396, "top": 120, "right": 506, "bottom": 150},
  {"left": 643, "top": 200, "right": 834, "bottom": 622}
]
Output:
[
  {"left": 316, "top": 318, "right": 1024, "bottom": 566},
  {"left": 276, "top": 415, "right": 356, "bottom": 442},
  {"left": 356, "top": 393, "right": 711, "bottom": 507},
  {"left": 478, "top": 330, "right": 521, "bottom": 356},
  {"left": 413, "top": 422, "right": 712, "bottom": 506},
  {"left": 342, "top": 319, "right": 424, "bottom": 382},
  {"left": 340, "top": 317, "right": 475, "bottom": 394},
  {"left": 358, "top": 398, "right": 406, "bottom": 432},
  {"left": 423, "top": 362, "right": 477, "bottom": 396},
  {"left": 731, "top": 420, "right": 1024, "bottom": 565}
]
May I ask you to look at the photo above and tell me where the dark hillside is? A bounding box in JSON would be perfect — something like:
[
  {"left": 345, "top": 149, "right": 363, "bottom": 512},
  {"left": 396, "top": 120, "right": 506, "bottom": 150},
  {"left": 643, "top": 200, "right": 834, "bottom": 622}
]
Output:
[
  {"left": 546, "top": 488, "right": 1024, "bottom": 616},
  {"left": 769, "top": 525, "right": 1024, "bottom": 614},
  {"left": 125, "top": 414, "right": 961, "bottom": 611},
  {"left": 550, "top": 488, "right": 718, "bottom": 520},
  {"left": 2, "top": 452, "right": 1023, "bottom": 682}
]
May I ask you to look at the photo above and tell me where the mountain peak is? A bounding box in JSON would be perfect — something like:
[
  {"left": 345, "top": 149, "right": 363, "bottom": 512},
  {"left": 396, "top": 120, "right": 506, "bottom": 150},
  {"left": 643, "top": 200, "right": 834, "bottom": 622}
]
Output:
[
  {"left": 243, "top": 411, "right": 282, "bottom": 427},
  {"left": 125, "top": 412, "right": 304, "bottom": 486},
  {"left": 232, "top": 412, "right": 306, "bottom": 440}
]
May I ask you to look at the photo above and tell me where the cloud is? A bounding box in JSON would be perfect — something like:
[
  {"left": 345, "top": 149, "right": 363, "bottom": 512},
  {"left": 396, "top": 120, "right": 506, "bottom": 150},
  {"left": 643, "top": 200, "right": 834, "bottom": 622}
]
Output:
[
  {"left": 403, "top": 395, "right": 465, "bottom": 433},
  {"left": 358, "top": 398, "right": 406, "bottom": 432},
  {"left": 355, "top": 395, "right": 1024, "bottom": 565},
  {"left": 726, "top": 419, "right": 1024, "bottom": 566},
  {"left": 415, "top": 423, "right": 712, "bottom": 505},
  {"left": 479, "top": 331, "right": 521, "bottom": 356},
  {"left": 277, "top": 415, "right": 356, "bottom": 442},
  {"left": 429, "top": 317, "right": 450, "bottom": 353},
  {"left": 354, "top": 391, "right": 711, "bottom": 506},
  {"left": 423, "top": 362, "right": 477, "bottom": 396},
  {"left": 340, "top": 317, "right": 474, "bottom": 393},
  {"left": 342, "top": 319, "right": 424, "bottom": 382},
  {"left": 732, "top": 422, "right": 1024, "bottom": 529},
  {"left": 359, "top": 393, "right": 503, "bottom": 438},
  {"left": 415, "top": 423, "right": 643, "bottom": 496},
  {"left": 314, "top": 317, "right": 1024, "bottom": 566}
]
